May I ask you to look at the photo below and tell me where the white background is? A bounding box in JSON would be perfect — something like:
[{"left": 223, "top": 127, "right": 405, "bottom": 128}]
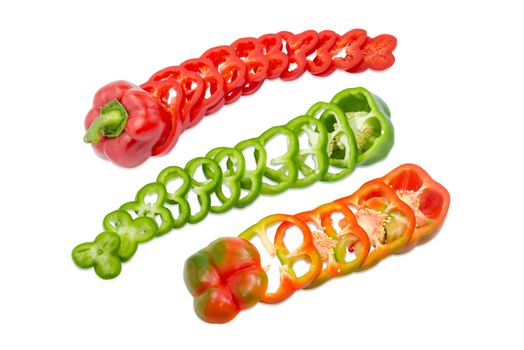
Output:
[{"left": 1, "top": 0, "right": 523, "bottom": 348}]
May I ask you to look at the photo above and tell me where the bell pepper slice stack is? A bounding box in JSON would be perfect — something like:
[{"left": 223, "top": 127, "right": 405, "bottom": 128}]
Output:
[
  {"left": 73, "top": 87, "right": 395, "bottom": 279},
  {"left": 83, "top": 29, "right": 397, "bottom": 167},
  {"left": 182, "top": 164, "right": 449, "bottom": 323}
]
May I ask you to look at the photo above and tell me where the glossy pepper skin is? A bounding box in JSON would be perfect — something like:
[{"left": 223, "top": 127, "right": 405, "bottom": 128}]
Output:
[
  {"left": 84, "top": 81, "right": 174, "bottom": 168},
  {"left": 184, "top": 237, "right": 268, "bottom": 324},
  {"left": 374, "top": 163, "right": 450, "bottom": 250},
  {"left": 83, "top": 30, "right": 396, "bottom": 167}
]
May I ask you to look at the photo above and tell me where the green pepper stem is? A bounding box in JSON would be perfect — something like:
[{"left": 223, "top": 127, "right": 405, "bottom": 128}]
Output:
[{"left": 84, "top": 99, "right": 129, "bottom": 144}]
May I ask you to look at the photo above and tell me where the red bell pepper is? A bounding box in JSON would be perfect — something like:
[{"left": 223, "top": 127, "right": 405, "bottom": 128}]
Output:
[
  {"left": 83, "top": 81, "right": 173, "bottom": 167},
  {"left": 230, "top": 37, "right": 268, "bottom": 95},
  {"left": 239, "top": 214, "right": 322, "bottom": 304},
  {"left": 146, "top": 65, "right": 205, "bottom": 130},
  {"left": 374, "top": 163, "right": 450, "bottom": 250},
  {"left": 83, "top": 30, "right": 398, "bottom": 167},
  {"left": 183, "top": 237, "right": 268, "bottom": 324}
]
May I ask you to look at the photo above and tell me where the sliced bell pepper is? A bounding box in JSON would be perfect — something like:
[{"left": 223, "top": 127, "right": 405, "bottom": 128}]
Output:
[
  {"left": 74, "top": 87, "right": 396, "bottom": 279},
  {"left": 330, "top": 87, "right": 394, "bottom": 165},
  {"left": 102, "top": 210, "right": 157, "bottom": 261},
  {"left": 185, "top": 157, "right": 222, "bottom": 224},
  {"left": 285, "top": 115, "right": 329, "bottom": 188},
  {"left": 204, "top": 147, "right": 246, "bottom": 214},
  {"left": 156, "top": 166, "right": 192, "bottom": 228},
  {"left": 278, "top": 30, "right": 319, "bottom": 80},
  {"left": 306, "top": 30, "right": 338, "bottom": 76},
  {"left": 336, "top": 181, "right": 415, "bottom": 270},
  {"left": 234, "top": 138, "right": 267, "bottom": 208},
  {"left": 347, "top": 34, "right": 397, "bottom": 73},
  {"left": 239, "top": 214, "right": 322, "bottom": 303},
  {"left": 201, "top": 46, "right": 246, "bottom": 104},
  {"left": 329, "top": 29, "right": 367, "bottom": 71},
  {"left": 374, "top": 163, "right": 450, "bottom": 250},
  {"left": 146, "top": 65, "right": 205, "bottom": 130},
  {"left": 72, "top": 232, "right": 122, "bottom": 280},
  {"left": 230, "top": 37, "right": 268, "bottom": 95},
  {"left": 306, "top": 101, "right": 358, "bottom": 182},
  {"left": 257, "top": 126, "right": 299, "bottom": 195},
  {"left": 258, "top": 33, "right": 288, "bottom": 78},
  {"left": 120, "top": 182, "right": 174, "bottom": 236},
  {"left": 84, "top": 30, "right": 397, "bottom": 167},
  {"left": 184, "top": 237, "right": 268, "bottom": 324},
  {"left": 83, "top": 81, "right": 174, "bottom": 167},
  {"left": 180, "top": 58, "right": 225, "bottom": 123},
  {"left": 294, "top": 202, "right": 370, "bottom": 288}
]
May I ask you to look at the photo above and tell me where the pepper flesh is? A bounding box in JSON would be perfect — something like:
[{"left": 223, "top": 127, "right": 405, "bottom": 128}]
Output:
[{"left": 183, "top": 237, "right": 268, "bottom": 324}]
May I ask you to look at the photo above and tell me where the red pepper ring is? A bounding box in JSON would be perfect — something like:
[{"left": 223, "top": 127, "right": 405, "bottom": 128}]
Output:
[
  {"left": 330, "top": 28, "right": 367, "bottom": 71},
  {"left": 347, "top": 34, "right": 398, "bottom": 73},
  {"left": 294, "top": 202, "right": 370, "bottom": 289},
  {"left": 180, "top": 58, "right": 225, "bottom": 123},
  {"left": 147, "top": 65, "right": 205, "bottom": 130},
  {"left": 230, "top": 37, "right": 268, "bottom": 95},
  {"left": 201, "top": 46, "right": 247, "bottom": 104},
  {"left": 374, "top": 163, "right": 450, "bottom": 250},
  {"left": 84, "top": 80, "right": 173, "bottom": 167},
  {"left": 258, "top": 33, "right": 288, "bottom": 78},
  {"left": 306, "top": 30, "right": 338, "bottom": 77},
  {"left": 278, "top": 30, "right": 319, "bottom": 81},
  {"left": 336, "top": 181, "right": 415, "bottom": 270},
  {"left": 238, "top": 214, "right": 322, "bottom": 304},
  {"left": 139, "top": 80, "right": 184, "bottom": 156}
]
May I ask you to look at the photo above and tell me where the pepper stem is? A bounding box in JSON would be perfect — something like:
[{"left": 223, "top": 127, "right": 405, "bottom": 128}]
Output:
[{"left": 84, "top": 99, "right": 129, "bottom": 144}]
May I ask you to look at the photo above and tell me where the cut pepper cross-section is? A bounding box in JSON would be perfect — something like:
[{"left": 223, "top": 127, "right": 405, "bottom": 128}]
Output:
[{"left": 375, "top": 163, "right": 450, "bottom": 250}]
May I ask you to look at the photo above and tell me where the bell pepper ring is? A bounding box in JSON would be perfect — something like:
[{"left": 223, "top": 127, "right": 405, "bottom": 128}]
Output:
[
  {"left": 373, "top": 163, "right": 450, "bottom": 250},
  {"left": 294, "top": 202, "right": 370, "bottom": 289},
  {"left": 238, "top": 214, "right": 322, "bottom": 304},
  {"left": 74, "top": 87, "right": 396, "bottom": 279},
  {"left": 83, "top": 81, "right": 173, "bottom": 167},
  {"left": 184, "top": 164, "right": 448, "bottom": 323},
  {"left": 336, "top": 180, "right": 415, "bottom": 270},
  {"left": 83, "top": 30, "right": 397, "bottom": 167},
  {"left": 184, "top": 237, "right": 268, "bottom": 324}
]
